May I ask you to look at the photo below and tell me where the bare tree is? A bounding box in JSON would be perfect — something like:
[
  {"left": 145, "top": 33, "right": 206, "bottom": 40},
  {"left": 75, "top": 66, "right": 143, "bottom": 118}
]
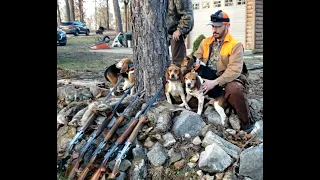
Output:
[
  {"left": 57, "top": 0, "right": 62, "bottom": 24},
  {"left": 78, "top": 0, "right": 84, "bottom": 22},
  {"left": 120, "top": 0, "right": 129, "bottom": 32},
  {"left": 131, "top": 0, "right": 170, "bottom": 101},
  {"left": 65, "top": 0, "right": 71, "bottom": 21},
  {"left": 106, "top": 0, "right": 109, "bottom": 30},
  {"left": 113, "top": 0, "right": 123, "bottom": 33},
  {"left": 69, "top": 0, "right": 76, "bottom": 20}
]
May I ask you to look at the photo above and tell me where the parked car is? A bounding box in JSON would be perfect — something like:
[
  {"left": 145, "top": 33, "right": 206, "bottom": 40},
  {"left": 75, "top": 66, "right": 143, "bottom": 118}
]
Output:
[
  {"left": 57, "top": 28, "right": 67, "bottom": 46},
  {"left": 59, "top": 21, "right": 90, "bottom": 36}
]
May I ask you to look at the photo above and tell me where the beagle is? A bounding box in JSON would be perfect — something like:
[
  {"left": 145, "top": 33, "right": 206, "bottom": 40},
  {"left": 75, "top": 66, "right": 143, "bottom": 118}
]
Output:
[
  {"left": 103, "top": 58, "right": 135, "bottom": 96},
  {"left": 165, "top": 64, "right": 191, "bottom": 110},
  {"left": 184, "top": 71, "right": 228, "bottom": 125}
]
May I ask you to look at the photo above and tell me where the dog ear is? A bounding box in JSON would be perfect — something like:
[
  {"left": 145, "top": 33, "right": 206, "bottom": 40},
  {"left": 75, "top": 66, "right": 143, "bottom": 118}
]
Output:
[
  {"left": 120, "top": 62, "right": 129, "bottom": 73},
  {"left": 196, "top": 75, "right": 201, "bottom": 90},
  {"left": 165, "top": 68, "right": 170, "bottom": 81},
  {"left": 186, "top": 57, "right": 194, "bottom": 70}
]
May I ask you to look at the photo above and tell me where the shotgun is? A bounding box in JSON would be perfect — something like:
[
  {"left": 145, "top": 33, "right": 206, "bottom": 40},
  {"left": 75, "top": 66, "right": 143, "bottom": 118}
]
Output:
[
  {"left": 90, "top": 85, "right": 164, "bottom": 180},
  {"left": 107, "top": 114, "right": 149, "bottom": 180},
  {"left": 57, "top": 77, "right": 123, "bottom": 173},
  {"left": 67, "top": 85, "right": 133, "bottom": 179},
  {"left": 67, "top": 76, "right": 124, "bottom": 154},
  {"left": 77, "top": 89, "right": 143, "bottom": 180}
]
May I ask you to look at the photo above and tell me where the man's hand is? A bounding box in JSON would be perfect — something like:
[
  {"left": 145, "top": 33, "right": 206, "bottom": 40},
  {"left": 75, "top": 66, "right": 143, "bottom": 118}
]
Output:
[
  {"left": 200, "top": 79, "right": 218, "bottom": 95},
  {"left": 172, "top": 29, "right": 182, "bottom": 41}
]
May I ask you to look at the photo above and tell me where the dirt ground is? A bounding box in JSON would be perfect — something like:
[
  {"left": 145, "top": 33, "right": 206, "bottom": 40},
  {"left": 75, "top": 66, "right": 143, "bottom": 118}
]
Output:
[{"left": 57, "top": 30, "right": 263, "bottom": 102}]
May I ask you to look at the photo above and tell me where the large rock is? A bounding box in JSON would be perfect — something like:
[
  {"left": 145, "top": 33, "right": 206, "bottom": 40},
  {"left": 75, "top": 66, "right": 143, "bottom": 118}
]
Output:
[
  {"left": 147, "top": 142, "right": 168, "bottom": 166},
  {"left": 239, "top": 143, "right": 263, "bottom": 180},
  {"left": 198, "top": 143, "right": 232, "bottom": 173},
  {"left": 203, "top": 106, "right": 226, "bottom": 126},
  {"left": 202, "top": 131, "right": 241, "bottom": 159},
  {"left": 172, "top": 110, "right": 206, "bottom": 137}
]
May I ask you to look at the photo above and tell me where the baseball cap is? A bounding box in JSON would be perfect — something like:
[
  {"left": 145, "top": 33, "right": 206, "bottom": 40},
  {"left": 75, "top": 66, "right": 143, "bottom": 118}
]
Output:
[{"left": 207, "top": 10, "right": 230, "bottom": 27}]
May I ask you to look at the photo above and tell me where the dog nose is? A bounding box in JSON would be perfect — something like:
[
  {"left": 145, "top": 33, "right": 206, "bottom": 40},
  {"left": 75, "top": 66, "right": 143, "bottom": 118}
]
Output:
[
  {"left": 187, "top": 83, "right": 191, "bottom": 87},
  {"left": 171, "top": 74, "right": 175, "bottom": 78}
]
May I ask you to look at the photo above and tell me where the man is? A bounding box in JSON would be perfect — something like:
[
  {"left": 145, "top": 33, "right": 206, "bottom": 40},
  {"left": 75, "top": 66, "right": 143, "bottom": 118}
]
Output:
[
  {"left": 194, "top": 10, "right": 253, "bottom": 133},
  {"left": 167, "top": 0, "right": 194, "bottom": 67}
]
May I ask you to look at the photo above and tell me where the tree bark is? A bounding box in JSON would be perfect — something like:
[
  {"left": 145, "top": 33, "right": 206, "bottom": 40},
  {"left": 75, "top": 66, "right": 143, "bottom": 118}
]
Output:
[
  {"left": 57, "top": 0, "right": 62, "bottom": 24},
  {"left": 69, "top": 0, "right": 76, "bottom": 21},
  {"left": 113, "top": 0, "right": 123, "bottom": 33},
  {"left": 124, "top": 0, "right": 129, "bottom": 32},
  {"left": 106, "top": 0, "right": 109, "bottom": 30},
  {"left": 131, "top": 0, "right": 170, "bottom": 101},
  {"left": 65, "top": 0, "right": 71, "bottom": 21},
  {"left": 78, "top": 0, "right": 84, "bottom": 22}
]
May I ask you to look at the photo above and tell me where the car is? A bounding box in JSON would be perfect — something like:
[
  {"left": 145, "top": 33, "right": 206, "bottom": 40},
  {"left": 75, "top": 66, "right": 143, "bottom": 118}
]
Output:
[
  {"left": 57, "top": 28, "right": 67, "bottom": 46},
  {"left": 59, "top": 21, "right": 90, "bottom": 36}
]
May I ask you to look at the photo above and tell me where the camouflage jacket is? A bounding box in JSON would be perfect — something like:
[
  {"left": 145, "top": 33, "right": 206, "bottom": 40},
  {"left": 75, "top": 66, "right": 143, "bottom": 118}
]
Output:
[{"left": 166, "top": 0, "right": 194, "bottom": 35}]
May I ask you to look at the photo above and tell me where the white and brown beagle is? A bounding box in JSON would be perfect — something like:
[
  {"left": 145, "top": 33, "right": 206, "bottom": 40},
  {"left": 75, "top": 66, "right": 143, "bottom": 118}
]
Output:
[
  {"left": 104, "top": 58, "right": 135, "bottom": 96},
  {"left": 184, "top": 72, "right": 228, "bottom": 124},
  {"left": 165, "top": 64, "right": 191, "bottom": 110}
]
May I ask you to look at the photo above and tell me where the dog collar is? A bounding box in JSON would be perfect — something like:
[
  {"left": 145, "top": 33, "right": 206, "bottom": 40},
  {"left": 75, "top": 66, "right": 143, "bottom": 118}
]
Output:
[
  {"left": 127, "top": 63, "right": 134, "bottom": 72},
  {"left": 191, "top": 64, "right": 200, "bottom": 72}
]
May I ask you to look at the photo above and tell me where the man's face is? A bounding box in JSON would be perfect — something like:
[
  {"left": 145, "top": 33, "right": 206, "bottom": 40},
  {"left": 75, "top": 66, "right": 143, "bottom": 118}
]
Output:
[{"left": 212, "top": 24, "right": 229, "bottom": 39}]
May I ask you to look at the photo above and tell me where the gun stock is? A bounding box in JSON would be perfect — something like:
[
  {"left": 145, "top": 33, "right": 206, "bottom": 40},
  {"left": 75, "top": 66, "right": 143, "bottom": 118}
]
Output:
[
  {"left": 77, "top": 89, "right": 142, "bottom": 180},
  {"left": 68, "top": 86, "right": 133, "bottom": 179},
  {"left": 107, "top": 115, "right": 149, "bottom": 179}
]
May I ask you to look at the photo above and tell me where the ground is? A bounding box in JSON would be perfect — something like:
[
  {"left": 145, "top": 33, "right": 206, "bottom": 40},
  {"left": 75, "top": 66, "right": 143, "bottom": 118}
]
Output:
[{"left": 57, "top": 31, "right": 263, "bottom": 101}]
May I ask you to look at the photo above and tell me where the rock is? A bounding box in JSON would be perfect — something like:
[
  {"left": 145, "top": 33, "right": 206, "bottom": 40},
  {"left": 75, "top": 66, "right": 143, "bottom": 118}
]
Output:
[
  {"left": 168, "top": 148, "right": 182, "bottom": 164},
  {"left": 202, "top": 131, "right": 241, "bottom": 159},
  {"left": 147, "top": 142, "right": 168, "bottom": 166},
  {"left": 129, "top": 158, "right": 147, "bottom": 180},
  {"left": 200, "top": 124, "right": 214, "bottom": 137},
  {"left": 225, "top": 129, "right": 236, "bottom": 135},
  {"left": 57, "top": 125, "right": 76, "bottom": 153},
  {"left": 248, "top": 98, "right": 263, "bottom": 122},
  {"left": 190, "top": 153, "right": 200, "bottom": 163},
  {"left": 174, "top": 159, "right": 185, "bottom": 169},
  {"left": 228, "top": 114, "right": 241, "bottom": 130},
  {"left": 196, "top": 170, "right": 203, "bottom": 177},
  {"left": 222, "top": 170, "right": 236, "bottom": 180},
  {"left": 239, "top": 143, "right": 263, "bottom": 180},
  {"left": 188, "top": 162, "right": 196, "bottom": 168},
  {"left": 132, "top": 144, "right": 147, "bottom": 160},
  {"left": 204, "top": 106, "right": 227, "bottom": 126},
  {"left": 162, "top": 132, "right": 176, "bottom": 147},
  {"left": 251, "top": 120, "right": 263, "bottom": 141},
  {"left": 172, "top": 110, "right": 206, "bottom": 137},
  {"left": 215, "top": 173, "right": 224, "bottom": 180},
  {"left": 198, "top": 144, "right": 232, "bottom": 173},
  {"left": 147, "top": 101, "right": 174, "bottom": 133},
  {"left": 144, "top": 137, "right": 155, "bottom": 148},
  {"left": 109, "top": 159, "right": 131, "bottom": 171},
  {"left": 192, "top": 136, "right": 202, "bottom": 145}
]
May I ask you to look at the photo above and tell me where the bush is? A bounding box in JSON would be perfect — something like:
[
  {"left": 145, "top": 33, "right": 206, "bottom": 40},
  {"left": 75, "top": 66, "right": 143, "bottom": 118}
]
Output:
[{"left": 191, "top": 34, "right": 206, "bottom": 56}]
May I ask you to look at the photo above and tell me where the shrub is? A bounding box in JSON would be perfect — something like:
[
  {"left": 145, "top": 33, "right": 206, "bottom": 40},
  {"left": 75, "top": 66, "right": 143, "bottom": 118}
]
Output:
[{"left": 191, "top": 34, "right": 206, "bottom": 56}]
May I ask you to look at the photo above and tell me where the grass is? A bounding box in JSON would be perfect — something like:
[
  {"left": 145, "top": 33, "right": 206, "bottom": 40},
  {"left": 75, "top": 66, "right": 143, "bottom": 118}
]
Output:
[{"left": 57, "top": 33, "right": 121, "bottom": 72}]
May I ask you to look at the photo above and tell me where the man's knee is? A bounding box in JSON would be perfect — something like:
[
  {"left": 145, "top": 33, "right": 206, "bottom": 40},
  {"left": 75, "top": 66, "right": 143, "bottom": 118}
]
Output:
[{"left": 224, "top": 81, "right": 245, "bottom": 98}]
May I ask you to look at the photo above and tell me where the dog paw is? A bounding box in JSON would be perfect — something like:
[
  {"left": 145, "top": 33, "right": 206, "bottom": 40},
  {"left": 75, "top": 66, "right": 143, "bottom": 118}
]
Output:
[{"left": 197, "top": 111, "right": 202, "bottom": 115}]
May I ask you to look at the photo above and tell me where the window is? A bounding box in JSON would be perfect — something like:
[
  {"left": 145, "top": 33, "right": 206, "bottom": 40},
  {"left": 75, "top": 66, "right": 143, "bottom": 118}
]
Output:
[
  {"left": 237, "top": 0, "right": 245, "bottom": 5},
  {"left": 213, "top": 0, "right": 221, "bottom": 7},
  {"left": 202, "top": 1, "right": 210, "bottom": 9},
  {"left": 225, "top": 0, "right": 233, "bottom": 6},
  {"left": 193, "top": 3, "right": 200, "bottom": 10}
]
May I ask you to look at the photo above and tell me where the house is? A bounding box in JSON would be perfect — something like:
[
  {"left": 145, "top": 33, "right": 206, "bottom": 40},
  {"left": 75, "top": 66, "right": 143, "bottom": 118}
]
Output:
[{"left": 188, "top": 0, "right": 263, "bottom": 53}]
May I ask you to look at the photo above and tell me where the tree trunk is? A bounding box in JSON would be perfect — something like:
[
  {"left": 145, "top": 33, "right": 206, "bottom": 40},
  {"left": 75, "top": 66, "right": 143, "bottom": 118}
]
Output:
[
  {"left": 78, "top": 0, "right": 84, "bottom": 22},
  {"left": 65, "top": 0, "right": 71, "bottom": 21},
  {"left": 57, "top": 0, "right": 62, "bottom": 24},
  {"left": 131, "top": 0, "right": 170, "bottom": 101},
  {"left": 113, "top": 0, "right": 123, "bottom": 33},
  {"left": 124, "top": 0, "right": 129, "bottom": 32},
  {"left": 106, "top": 0, "right": 109, "bottom": 30},
  {"left": 69, "top": 0, "right": 76, "bottom": 21}
]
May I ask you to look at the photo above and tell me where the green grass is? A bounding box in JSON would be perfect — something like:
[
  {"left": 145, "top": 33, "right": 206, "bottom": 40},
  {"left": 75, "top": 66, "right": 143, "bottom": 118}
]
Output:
[{"left": 57, "top": 35, "right": 118, "bottom": 72}]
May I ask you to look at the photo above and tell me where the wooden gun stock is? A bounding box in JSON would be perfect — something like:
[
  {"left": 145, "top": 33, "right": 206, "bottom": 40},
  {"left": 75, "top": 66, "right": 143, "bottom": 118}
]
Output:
[
  {"left": 76, "top": 115, "right": 125, "bottom": 180},
  {"left": 90, "top": 167, "right": 106, "bottom": 180},
  {"left": 107, "top": 115, "right": 148, "bottom": 179},
  {"left": 115, "top": 120, "right": 138, "bottom": 143}
]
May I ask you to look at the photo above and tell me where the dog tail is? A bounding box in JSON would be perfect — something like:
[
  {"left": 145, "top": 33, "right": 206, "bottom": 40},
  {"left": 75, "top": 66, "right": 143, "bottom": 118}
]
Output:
[{"left": 103, "top": 69, "right": 110, "bottom": 82}]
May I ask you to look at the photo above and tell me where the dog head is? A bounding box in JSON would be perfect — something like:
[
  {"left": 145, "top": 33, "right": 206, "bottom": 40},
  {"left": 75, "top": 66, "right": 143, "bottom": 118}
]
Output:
[
  {"left": 184, "top": 72, "right": 201, "bottom": 90},
  {"left": 181, "top": 55, "right": 196, "bottom": 75},
  {"left": 116, "top": 58, "right": 134, "bottom": 73},
  {"left": 166, "top": 64, "right": 183, "bottom": 82}
]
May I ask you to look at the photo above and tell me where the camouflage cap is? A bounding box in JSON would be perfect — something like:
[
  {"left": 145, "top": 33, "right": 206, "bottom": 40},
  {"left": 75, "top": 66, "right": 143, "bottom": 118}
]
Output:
[{"left": 207, "top": 10, "right": 230, "bottom": 27}]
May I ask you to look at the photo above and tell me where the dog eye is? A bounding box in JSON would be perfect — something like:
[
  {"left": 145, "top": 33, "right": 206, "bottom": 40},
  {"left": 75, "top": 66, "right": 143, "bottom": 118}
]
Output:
[{"left": 174, "top": 70, "right": 178, "bottom": 73}]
